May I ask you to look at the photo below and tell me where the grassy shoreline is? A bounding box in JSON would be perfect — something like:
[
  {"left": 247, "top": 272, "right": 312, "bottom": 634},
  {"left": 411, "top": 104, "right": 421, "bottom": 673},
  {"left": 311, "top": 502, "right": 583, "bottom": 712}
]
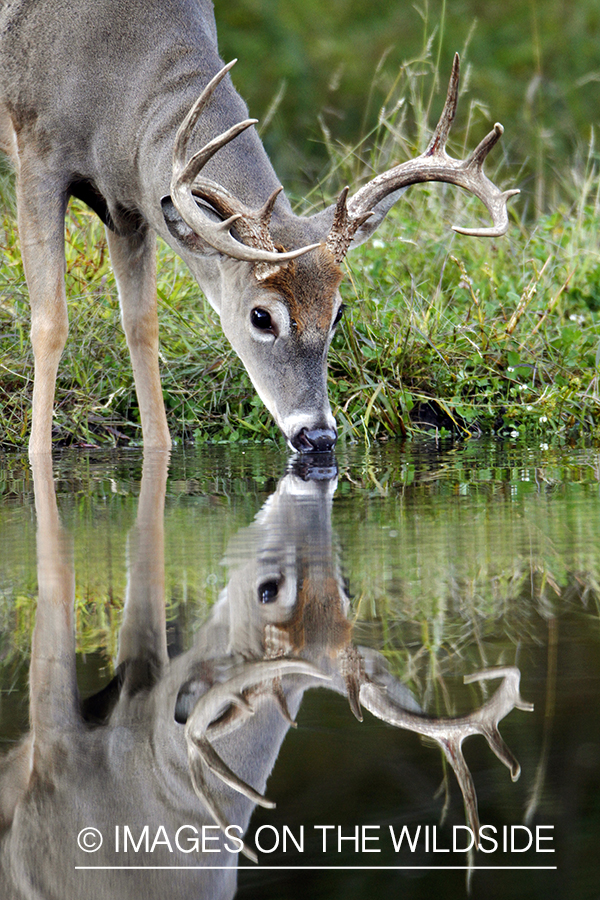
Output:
[{"left": 1, "top": 63, "right": 599, "bottom": 451}]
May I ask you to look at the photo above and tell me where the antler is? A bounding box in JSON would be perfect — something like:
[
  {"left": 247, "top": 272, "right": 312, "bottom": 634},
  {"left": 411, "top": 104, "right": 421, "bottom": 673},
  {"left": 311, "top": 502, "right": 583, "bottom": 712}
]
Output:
[
  {"left": 326, "top": 54, "right": 519, "bottom": 262},
  {"left": 169, "top": 60, "right": 320, "bottom": 269},
  {"left": 185, "top": 658, "right": 531, "bottom": 859},
  {"left": 184, "top": 658, "right": 331, "bottom": 863},
  {"left": 359, "top": 665, "right": 533, "bottom": 842}
]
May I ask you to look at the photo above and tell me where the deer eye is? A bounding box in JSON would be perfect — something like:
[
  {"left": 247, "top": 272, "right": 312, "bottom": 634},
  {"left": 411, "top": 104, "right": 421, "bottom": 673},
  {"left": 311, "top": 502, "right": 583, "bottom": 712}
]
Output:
[
  {"left": 333, "top": 303, "right": 345, "bottom": 327},
  {"left": 251, "top": 307, "right": 274, "bottom": 331},
  {"left": 258, "top": 579, "right": 280, "bottom": 603}
]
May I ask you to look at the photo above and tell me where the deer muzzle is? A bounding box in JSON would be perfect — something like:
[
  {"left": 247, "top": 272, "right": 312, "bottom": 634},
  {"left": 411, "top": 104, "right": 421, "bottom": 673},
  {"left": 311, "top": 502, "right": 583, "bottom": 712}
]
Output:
[{"left": 290, "top": 426, "right": 338, "bottom": 453}]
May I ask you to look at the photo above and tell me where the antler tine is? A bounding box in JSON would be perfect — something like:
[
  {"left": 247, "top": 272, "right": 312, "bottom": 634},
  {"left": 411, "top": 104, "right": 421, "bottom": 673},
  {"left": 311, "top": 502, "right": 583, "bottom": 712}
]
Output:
[
  {"left": 169, "top": 61, "right": 320, "bottom": 266},
  {"left": 438, "top": 733, "right": 481, "bottom": 839},
  {"left": 449, "top": 125, "right": 521, "bottom": 237},
  {"left": 172, "top": 59, "right": 239, "bottom": 178},
  {"left": 338, "top": 645, "right": 366, "bottom": 721},
  {"left": 326, "top": 186, "right": 373, "bottom": 263},
  {"left": 184, "top": 658, "right": 330, "bottom": 861},
  {"left": 462, "top": 121, "right": 504, "bottom": 171},
  {"left": 186, "top": 734, "right": 265, "bottom": 864},
  {"left": 257, "top": 186, "right": 285, "bottom": 227},
  {"left": 178, "top": 118, "right": 258, "bottom": 187},
  {"left": 327, "top": 54, "right": 519, "bottom": 259},
  {"left": 424, "top": 52, "right": 460, "bottom": 156},
  {"left": 359, "top": 666, "right": 533, "bottom": 849}
]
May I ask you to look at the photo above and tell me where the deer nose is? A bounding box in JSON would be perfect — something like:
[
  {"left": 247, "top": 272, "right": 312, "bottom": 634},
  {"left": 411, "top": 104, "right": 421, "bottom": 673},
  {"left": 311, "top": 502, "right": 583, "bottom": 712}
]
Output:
[{"left": 291, "top": 426, "right": 337, "bottom": 453}]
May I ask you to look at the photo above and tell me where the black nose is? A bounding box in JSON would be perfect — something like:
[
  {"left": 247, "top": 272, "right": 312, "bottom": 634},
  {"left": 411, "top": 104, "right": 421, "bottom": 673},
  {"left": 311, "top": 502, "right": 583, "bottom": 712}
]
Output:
[{"left": 291, "top": 427, "right": 337, "bottom": 453}]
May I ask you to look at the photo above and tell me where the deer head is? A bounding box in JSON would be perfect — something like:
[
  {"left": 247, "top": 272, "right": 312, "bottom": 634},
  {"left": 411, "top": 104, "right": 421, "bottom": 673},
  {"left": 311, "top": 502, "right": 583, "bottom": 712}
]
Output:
[{"left": 161, "top": 57, "right": 518, "bottom": 452}]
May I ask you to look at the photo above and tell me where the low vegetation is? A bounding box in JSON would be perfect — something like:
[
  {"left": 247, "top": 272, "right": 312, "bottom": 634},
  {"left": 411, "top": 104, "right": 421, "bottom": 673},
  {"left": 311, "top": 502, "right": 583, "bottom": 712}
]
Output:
[{"left": 1, "top": 51, "right": 599, "bottom": 450}]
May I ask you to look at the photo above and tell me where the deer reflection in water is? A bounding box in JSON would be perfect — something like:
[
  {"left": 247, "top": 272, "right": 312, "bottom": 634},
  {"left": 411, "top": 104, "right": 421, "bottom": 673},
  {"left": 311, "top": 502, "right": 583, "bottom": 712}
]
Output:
[{"left": 0, "top": 453, "right": 532, "bottom": 898}]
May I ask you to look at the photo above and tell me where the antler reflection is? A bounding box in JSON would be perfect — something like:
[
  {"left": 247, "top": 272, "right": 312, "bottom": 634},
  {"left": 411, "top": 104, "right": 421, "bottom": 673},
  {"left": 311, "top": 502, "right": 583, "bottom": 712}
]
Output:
[
  {"left": 360, "top": 665, "right": 533, "bottom": 840},
  {"left": 184, "top": 451, "right": 533, "bottom": 857},
  {"left": 185, "top": 659, "right": 330, "bottom": 863}
]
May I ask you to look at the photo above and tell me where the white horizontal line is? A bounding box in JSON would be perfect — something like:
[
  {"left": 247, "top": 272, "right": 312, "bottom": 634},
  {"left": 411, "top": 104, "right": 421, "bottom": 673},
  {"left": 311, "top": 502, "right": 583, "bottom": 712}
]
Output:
[{"left": 75, "top": 865, "right": 558, "bottom": 871}]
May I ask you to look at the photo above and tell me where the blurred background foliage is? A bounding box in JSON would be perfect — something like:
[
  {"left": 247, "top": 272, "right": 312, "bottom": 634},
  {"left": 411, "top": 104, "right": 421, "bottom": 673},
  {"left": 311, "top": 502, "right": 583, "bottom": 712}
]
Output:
[{"left": 215, "top": 0, "right": 600, "bottom": 211}]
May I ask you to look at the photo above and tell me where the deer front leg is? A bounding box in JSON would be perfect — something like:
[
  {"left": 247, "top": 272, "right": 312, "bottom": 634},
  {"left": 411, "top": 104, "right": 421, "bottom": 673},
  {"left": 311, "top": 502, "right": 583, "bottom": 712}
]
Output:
[
  {"left": 16, "top": 166, "right": 69, "bottom": 456},
  {"left": 1, "top": 454, "right": 79, "bottom": 825},
  {"left": 116, "top": 450, "right": 170, "bottom": 677},
  {"left": 106, "top": 227, "right": 171, "bottom": 449},
  {"left": 29, "top": 453, "right": 80, "bottom": 742}
]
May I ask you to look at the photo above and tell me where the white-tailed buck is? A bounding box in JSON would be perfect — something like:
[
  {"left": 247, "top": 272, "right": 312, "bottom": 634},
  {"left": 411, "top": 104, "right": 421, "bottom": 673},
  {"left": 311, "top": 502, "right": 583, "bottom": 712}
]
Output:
[
  {"left": 0, "top": 452, "right": 532, "bottom": 897},
  {"left": 0, "top": 0, "right": 518, "bottom": 453}
]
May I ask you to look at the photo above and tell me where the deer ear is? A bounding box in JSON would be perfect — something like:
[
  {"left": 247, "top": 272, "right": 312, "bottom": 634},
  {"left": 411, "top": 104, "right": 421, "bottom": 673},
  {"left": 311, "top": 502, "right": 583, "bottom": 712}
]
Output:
[{"left": 161, "top": 196, "right": 222, "bottom": 257}]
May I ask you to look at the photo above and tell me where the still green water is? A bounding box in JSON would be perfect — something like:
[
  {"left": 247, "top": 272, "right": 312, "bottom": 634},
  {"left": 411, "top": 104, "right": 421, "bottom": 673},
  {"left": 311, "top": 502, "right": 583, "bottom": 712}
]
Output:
[{"left": 0, "top": 441, "right": 598, "bottom": 900}]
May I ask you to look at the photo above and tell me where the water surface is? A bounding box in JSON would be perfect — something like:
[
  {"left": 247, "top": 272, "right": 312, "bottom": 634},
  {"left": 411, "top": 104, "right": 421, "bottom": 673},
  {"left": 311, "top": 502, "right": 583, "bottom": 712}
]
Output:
[{"left": 0, "top": 441, "right": 598, "bottom": 899}]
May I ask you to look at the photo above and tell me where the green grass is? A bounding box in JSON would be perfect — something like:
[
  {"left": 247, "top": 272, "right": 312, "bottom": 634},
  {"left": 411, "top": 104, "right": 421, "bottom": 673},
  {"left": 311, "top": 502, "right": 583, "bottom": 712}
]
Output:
[
  {"left": 1, "top": 52, "right": 600, "bottom": 450},
  {"left": 333, "top": 185, "right": 600, "bottom": 445}
]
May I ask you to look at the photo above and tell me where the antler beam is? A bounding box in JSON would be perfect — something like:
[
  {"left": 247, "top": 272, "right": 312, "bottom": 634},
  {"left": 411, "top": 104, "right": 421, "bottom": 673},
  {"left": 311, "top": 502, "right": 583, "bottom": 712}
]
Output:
[
  {"left": 169, "top": 61, "right": 320, "bottom": 265},
  {"left": 359, "top": 665, "right": 533, "bottom": 841},
  {"left": 326, "top": 54, "right": 519, "bottom": 262},
  {"left": 184, "top": 658, "right": 331, "bottom": 863}
]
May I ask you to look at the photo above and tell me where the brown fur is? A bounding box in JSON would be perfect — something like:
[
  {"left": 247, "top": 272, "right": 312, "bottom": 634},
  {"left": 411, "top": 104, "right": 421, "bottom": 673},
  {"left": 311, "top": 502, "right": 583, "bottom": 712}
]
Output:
[
  {"left": 260, "top": 245, "right": 344, "bottom": 334},
  {"left": 279, "top": 564, "right": 352, "bottom": 656}
]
